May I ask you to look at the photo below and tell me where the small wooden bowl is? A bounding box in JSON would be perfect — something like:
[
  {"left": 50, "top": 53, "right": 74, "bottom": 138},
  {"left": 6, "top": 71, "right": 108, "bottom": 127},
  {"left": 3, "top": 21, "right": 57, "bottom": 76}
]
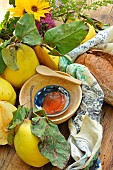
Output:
[{"left": 19, "top": 72, "right": 82, "bottom": 124}]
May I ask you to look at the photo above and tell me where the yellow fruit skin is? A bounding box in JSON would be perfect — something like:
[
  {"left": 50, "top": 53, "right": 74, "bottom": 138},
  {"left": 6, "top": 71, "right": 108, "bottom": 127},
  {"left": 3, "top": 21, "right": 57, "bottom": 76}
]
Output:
[
  {"left": 81, "top": 23, "right": 96, "bottom": 43},
  {"left": 0, "top": 77, "right": 16, "bottom": 105},
  {"left": 2, "top": 44, "right": 40, "bottom": 88},
  {"left": 34, "top": 45, "right": 60, "bottom": 70},
  {"left": 14, "top": 119, "right": 49, "bottom": 167},
  {"left": 0, "top": 101, "right": 17, "bottom": 145}
]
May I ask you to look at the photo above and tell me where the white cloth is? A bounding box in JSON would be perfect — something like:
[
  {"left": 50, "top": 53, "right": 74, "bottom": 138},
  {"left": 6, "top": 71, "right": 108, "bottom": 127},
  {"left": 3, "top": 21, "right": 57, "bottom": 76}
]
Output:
[{"left": 66, "top": 114, "right": 103, "bottom": 170}]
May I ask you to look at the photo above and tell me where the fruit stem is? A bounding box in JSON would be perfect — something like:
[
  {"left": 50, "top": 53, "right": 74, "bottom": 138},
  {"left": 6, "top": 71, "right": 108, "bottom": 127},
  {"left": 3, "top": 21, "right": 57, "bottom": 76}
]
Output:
[
  {"left": 27, "top": 85, "right": 34, "bottom": 120},
  {"left": 41, "top": 44, "right": 52, "bottom": 52}
]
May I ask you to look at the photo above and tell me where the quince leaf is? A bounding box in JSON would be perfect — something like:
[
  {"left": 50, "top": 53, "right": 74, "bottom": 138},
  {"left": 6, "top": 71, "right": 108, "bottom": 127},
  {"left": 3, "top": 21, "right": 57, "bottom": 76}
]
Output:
[
  {"left": 8, "top": 106, "right": 27, "bottom": 130},
  {"left": 31, "top": 116, "right": 70, "bottom": 169},
  {"left": 34, "top": 109, "right": 47, "bottom": 117},
  {"left": 0, "top": 38, "right": 13, "bottom": 74},
  {"left": 48, "top": 48, "right": 61, "bottom": 56},
  {"left": 44, "top": 21, "right": 88, "bottom": 55},
  {"left": 0, "top": 50, "right": 6, "bottom": 74},
  {"left": 2, "top": 46, "right": 19, "bottom": 70},
  {"left": 15, "top": 13, "right": 42, "bottom": 46}
]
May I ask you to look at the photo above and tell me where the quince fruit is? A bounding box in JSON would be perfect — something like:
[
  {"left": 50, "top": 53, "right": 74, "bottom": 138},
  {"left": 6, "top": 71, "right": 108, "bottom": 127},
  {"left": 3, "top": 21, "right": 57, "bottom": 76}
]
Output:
[
  {"left": 0, "top": 101, "right": 17, "bottom": 145},
  {"left": 2, "top": 43, "right": 40, "bottom": 88},
  {"left": 81, "top": 23, "right": 96, "bottom": 43},
  {"left": 34, "top": 45, "right": 60, "bottom": 70},
  {"left": 14, "top": 119, "right": 49, "bottom": 167},
  {"left": 0, "top": 77, "right": 16, "bottom": 105}
]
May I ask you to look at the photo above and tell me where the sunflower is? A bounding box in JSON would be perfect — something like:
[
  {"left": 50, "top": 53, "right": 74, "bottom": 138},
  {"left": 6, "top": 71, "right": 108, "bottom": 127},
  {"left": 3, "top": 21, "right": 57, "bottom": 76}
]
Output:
[
  {"left": 25, "top": 0, "right": 51, "bottom": 21},
  {"left": 9, "top": 0, "right": 27, "bottom": 17}
]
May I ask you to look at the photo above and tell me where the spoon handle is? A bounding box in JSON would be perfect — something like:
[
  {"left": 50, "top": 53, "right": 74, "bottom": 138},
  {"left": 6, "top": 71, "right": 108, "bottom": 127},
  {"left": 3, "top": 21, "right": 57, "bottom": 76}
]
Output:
[
  {"left": 36, "top": 65, "right": 81, "bottom": 85},
  {"left": 54, "top": 72, "right": 81, "bottom": 85}
]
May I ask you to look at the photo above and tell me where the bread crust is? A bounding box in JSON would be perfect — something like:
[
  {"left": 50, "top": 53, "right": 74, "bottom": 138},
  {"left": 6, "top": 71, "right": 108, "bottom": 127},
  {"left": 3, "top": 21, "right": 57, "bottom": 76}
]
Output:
[{"left": 75, "top": 50, "right": 113, "bottom": 106}]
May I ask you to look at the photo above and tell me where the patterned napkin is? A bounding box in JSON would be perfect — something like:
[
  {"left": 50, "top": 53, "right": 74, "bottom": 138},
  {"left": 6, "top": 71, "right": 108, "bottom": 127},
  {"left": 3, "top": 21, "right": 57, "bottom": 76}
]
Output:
[{"left": 59, "top": 57, "right": 104, "bottom": 169}]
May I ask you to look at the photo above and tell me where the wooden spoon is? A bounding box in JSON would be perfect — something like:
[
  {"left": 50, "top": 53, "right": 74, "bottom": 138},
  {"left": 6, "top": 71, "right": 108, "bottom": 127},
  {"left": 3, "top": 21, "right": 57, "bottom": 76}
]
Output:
[{"left": 36, "top": 65, "right": 81, "bottom": 85}]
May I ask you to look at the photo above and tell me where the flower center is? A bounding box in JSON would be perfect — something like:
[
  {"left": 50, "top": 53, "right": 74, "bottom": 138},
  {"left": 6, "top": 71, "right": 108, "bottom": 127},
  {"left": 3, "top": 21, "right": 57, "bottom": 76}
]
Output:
[{"left": 31, "top": 5, "right": 38, "bottom": 12}]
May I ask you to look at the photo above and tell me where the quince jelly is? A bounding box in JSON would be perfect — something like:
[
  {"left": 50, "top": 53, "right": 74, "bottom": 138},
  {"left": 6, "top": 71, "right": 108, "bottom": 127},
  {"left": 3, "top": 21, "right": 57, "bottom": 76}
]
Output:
[{"left": 42, "top": 92, "right": 66, "bottom": 114}]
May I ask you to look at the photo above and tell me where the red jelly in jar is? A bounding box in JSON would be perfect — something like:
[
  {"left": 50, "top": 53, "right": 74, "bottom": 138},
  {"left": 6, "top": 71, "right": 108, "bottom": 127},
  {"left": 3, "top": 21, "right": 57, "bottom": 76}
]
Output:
[{"left": 42, "top": 91, "right": 66, "bottom": 114}]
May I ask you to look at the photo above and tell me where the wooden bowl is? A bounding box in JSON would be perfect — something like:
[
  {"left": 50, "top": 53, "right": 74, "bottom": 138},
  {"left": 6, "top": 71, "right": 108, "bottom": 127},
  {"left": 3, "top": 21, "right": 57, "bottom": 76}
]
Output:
[{"left": 19, "top": 72, "right": 82, "bottom": 124}]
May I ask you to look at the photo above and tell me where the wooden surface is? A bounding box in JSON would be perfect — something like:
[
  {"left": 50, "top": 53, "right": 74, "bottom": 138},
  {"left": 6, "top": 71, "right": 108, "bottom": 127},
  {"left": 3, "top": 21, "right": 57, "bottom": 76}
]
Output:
[
  {"left": 0, "top": 3, "right": 113, "bottom": 170},
  {"left": 100, "top": 103, "right": 113, "bottom": 170}
]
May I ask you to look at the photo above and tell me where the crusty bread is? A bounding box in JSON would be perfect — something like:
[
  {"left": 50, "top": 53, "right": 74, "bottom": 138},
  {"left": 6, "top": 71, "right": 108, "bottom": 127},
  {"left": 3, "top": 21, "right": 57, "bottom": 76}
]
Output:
[{"left": 75, "top": 50, "right": 113, "bottom": 106}]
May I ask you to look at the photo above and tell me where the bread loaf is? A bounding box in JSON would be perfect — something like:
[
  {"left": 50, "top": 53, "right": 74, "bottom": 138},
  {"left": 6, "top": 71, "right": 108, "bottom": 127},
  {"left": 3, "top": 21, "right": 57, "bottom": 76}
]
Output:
[{"left": 75, "top": 50, "right": 113, "bottom": 106}]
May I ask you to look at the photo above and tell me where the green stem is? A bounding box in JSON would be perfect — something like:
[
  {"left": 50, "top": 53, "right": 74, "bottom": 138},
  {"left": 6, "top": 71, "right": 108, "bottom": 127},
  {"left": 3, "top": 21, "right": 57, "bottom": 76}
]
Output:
[
  {"left": 28, "top": 85, "right": 34, "bottom": 120},
  {"left": 41, "top": 44, "right": 52, "bottom": 52}
]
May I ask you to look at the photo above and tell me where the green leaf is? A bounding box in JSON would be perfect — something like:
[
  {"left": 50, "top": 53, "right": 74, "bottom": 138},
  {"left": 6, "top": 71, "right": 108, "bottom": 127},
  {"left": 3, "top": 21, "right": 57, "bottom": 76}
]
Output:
[
  {"left": 8, "top": 17, "right": 19, "bottom": 33},
  {"left": 0, "top": 50, "right": 6, "bottom": 74},
  {"left": 34, "top": 109, "right": 47, "bottom": 117},
  {"left": 0, "top": 11, "right": 10, "bottom": 32},
  {"left": 44, "top": 21, "right": 88, "bottom": 55},
  {"left": 8, "top": 106, "right": 27, "bottom": 130},
  {"left": 2, "top": 46, "right": 19, "bottom": 70},
  {"left": 7, "top": 128, "right": 15, "bottom": 146},
  {"left": 0, "top": 11, "right": 18, "bottom": 40},
  {"left": 31, "top": 116, "right": 70, "bottom": 169},
  {"left": 48, "top": 48, "right": 61, "bottom": 56},
  {"left": 15, "top": 13, "right": 42, "bottom": 46},
  {"left": 0, "top": 38, "right": 13, "bottom": 74},
  {"left": 9, "top": 0, "right": 15, "bottom": 6},
  {"left": 0, "top": 38, "right": 12, "bottom": 49}
]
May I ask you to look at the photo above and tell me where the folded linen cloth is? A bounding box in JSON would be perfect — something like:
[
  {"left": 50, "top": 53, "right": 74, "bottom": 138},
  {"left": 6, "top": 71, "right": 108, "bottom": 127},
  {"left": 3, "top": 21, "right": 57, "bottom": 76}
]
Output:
[
  {"left": 94, "top": 42, "right": 113, "bottom": 54},
  {"left": 59, "top": 57, "right": 104, "bottom": 169},
  {"left": 68, "top": 26, "right": 113, "bottom": 61},
  {"left": 66, "top": 114, "right": 102, "bottom": 170}
]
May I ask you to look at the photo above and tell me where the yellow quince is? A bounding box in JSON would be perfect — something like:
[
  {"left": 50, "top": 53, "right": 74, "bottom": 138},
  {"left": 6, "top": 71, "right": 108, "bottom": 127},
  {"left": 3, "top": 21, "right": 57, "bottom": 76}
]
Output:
[
  {"left": 14, "top": 119, "right": 49, "bottom": 167},
  {"left": 2, "top": 43, "right": 40, "bottom": 88},
  {"left": 34, "top": 45, "right": 60, "bottom": 70},
  {"left": 0, "top": 101, "right": 17, "bottom": 145},
  {"left": 0, "top": 77, "right": 16, "bottom": 105},
  {"left": 81, "top": 23, "right": 96, "bottom": 43}
]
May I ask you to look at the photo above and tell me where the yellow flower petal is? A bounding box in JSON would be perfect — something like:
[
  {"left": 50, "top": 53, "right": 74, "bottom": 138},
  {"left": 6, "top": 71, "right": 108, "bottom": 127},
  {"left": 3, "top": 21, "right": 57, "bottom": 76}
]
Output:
[
  {"left": 37, "top": 9, "right": 50, "bottom": 15},
  {"left": 15, "top": 0, "right": 25, "bottom": 7},
  {"left": 25, "top": 0, "right": 51, "bottom": 20},
  {"left": 9, "top": 7, "right": 25, "bottom": 17},
  {"left": 9, "top": 0, "right": 28, "bottom": 17},
  {"left": 9, "top": 0, "right": 51, "bottom": 21},
  {"left": 33, "top": 13, "right": 42, "bottom": 21},
  {"left": 37, "top": 1, "right": 50, "bottom": 9}
]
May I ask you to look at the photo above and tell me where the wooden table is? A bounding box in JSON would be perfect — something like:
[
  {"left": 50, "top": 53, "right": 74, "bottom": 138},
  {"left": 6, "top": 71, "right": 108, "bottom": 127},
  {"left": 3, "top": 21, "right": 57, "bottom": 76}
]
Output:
[{"left": 0, "top": 3, "right": 113, "bottom": 170}]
